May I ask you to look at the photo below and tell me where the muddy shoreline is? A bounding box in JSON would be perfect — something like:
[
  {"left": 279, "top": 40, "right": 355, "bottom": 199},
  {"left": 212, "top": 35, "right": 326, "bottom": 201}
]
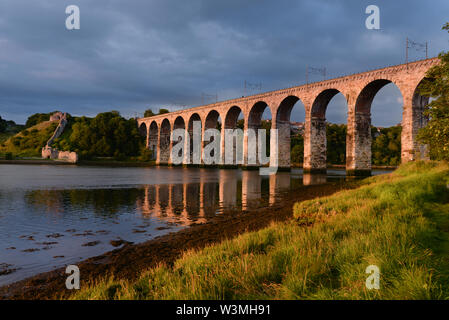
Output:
[{"left": 0, "top": 180, "right": 356, "bottom": 300}]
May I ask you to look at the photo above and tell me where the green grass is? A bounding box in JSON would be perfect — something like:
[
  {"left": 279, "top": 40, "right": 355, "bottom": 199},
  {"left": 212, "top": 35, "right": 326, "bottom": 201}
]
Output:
[
  {"left": 72, "top": 161, "right": 449, "bottom": 300},
  {"left": 0, "top": 121, "right": 57, "bottom": 157}
]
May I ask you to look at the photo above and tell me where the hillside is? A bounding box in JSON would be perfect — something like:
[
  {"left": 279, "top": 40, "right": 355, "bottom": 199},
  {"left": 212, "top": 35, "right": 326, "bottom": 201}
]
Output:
[
  {"left": 0, "top": 120, "right": 58, "bottom": 158},
  {"left": 0, "top": 118, "right": 25, "bottom": 144},
  {"left": 1, "top": 111, "right": 148, "bottom": 161}
]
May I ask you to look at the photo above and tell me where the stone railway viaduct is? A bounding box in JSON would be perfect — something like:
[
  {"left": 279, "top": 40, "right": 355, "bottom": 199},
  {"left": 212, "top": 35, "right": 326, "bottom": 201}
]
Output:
[{"left": 137, "top": 57, "right": 438, "bottom": 175}]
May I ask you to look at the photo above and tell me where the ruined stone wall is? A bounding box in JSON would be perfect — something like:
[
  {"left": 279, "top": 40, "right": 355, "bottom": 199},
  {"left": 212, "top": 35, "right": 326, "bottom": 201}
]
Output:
[
  {"left": 41, "top": 146, "right": 78, "bottom": 163},
  {"left": 42, "top": 112, "right": 78, "bottom": 163}
]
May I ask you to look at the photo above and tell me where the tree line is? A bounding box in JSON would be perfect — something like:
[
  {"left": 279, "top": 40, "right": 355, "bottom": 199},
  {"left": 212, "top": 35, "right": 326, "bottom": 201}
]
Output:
[{"left": 52, "top": 111, "right": 147, "bottom": 160}]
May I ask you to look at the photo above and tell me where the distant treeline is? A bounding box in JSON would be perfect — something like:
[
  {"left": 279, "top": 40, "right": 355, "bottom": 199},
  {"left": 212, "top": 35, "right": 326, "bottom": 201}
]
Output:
[
  {"left": 51, "top": 111, "right": 147, "bottom": 161},
  {"left": 25, "top": 111, "right": 60, "bottom": 128},
  {"left": 1, "top": 111, "right": 149, "bottom": 161},
  {"left": 0, "top": 116, "right": 23, "bottom": 134}
]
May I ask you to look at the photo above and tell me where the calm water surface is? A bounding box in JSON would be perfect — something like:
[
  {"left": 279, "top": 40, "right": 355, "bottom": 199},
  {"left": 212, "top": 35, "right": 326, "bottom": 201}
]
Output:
[{"left": 0, "top": 164, "right": 390, "bottom": 286}]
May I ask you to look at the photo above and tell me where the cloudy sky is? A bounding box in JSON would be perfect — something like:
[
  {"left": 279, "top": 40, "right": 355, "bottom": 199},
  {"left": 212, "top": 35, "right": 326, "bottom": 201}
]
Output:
[{"left": 0, "top": 0, "right": 448, "bottom": 125}]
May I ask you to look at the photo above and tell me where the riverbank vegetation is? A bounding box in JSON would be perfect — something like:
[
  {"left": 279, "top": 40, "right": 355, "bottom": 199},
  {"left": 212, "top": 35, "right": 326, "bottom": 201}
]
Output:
[
  {"left": 0, "top": 111, "right": 151, "bottom": 161},
  {"left": 50, "top": 111, "right": 145, "bottom": 160},
  {"left": 71, "top": 161, "right": 449, "bottom": 300},
  {"left": 0, "top": 116, "right": 24, "bottom": 144},
  {"left": 0, "top": 120, "right": 57, "bottom": 157}
]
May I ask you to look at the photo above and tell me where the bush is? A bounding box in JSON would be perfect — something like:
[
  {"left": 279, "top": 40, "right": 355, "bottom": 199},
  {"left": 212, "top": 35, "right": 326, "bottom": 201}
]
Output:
[{"left": 138, "top": 147, "right": 153, "bottom": 162}]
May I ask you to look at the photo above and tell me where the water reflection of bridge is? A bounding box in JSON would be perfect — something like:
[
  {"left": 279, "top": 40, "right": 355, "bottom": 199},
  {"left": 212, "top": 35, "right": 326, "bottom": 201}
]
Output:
[{"left": 136, "top": 170, "right": 327, "bottom": 226}]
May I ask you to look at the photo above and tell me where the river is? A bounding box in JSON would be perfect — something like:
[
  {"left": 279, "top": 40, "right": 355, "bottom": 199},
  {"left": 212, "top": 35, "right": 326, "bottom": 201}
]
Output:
[{"left": 0, "top": 164, "right": 391, "bottom": 286}]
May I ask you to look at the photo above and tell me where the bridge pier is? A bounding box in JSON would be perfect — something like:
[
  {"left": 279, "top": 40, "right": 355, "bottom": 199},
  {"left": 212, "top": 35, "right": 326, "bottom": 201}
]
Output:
[
  {"left": 304, "top": 116, "right": 327, "bottom": 174},
  {"left": 346, "top": 111, "right": 372, "bottom": 176},
  {"left": 270, "top": 119, "right": 290, "bottom": 170},
  {"left": 401, "top": 93, "right": 430, "bottom": 162}
]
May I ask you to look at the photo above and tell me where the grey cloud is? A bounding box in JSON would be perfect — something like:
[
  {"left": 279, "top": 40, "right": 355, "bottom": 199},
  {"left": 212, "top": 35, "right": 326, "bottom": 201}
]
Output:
[{"left": 0, "top": 0, "right": 448, "bottom": 125}]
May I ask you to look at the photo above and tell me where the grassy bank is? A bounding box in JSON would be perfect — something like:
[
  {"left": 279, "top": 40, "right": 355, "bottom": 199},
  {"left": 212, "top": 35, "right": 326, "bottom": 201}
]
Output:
[
  {"left": 72, "top": 162, "right": 449, "bottom": 300},
  {"left": 0, "top": 121, "right": 57, "bottom": 157}
]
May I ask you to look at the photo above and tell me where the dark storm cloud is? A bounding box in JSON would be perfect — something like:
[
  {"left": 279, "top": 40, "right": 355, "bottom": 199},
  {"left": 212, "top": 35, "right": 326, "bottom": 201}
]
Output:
[{"left": 0, "top": 0, "right": 448, "bottom": 125}]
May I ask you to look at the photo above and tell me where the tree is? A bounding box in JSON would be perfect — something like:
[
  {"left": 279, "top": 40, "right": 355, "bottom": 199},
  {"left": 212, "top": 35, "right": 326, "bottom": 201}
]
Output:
[
  {"left": 291, "top": 144, "right": 303, "bottom": 164},
  {"left": 158, "top": 108, "right": 169, "bottom": 115},
  {"left": 53, "top": 111, "right": 144, "bottom": 160},
  {"left": 0, "top": 116, "right": 6, "bottom": 133},
  {"left": 417, "top": 23, "right": 449, "bottom": 161},
  {"left": 326, "top": 124, "right": 346, "bottom": 164},
  {"left": 25, "top": 111, "right": 60, "bottom": 128},
  {"left": 372, "top": 126, "right": 401, "bottom": 166},
  {"left": 144, "top": 109, "right": 155, "bottom": 117}
]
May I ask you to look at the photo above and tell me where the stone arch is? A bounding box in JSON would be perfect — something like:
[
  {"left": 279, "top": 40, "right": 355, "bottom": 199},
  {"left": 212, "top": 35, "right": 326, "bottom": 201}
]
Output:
[
  {"left": 305, "top": 89, "right": 347, "bottom": 172},
  {"left": 248, "top": 101, "right": 269, "bottom": 128},
  {"left": 204, "top": 110, "right": 221, "bottom": 130},
  {"left": 247, "top": 101, "right": 272, "bottom": 167},
  {"left": 274, "top": 95, "right": 305, "bottom": 169},
  {"left": 139, "top": 122, "right": 147, "bottom": 137},
  {"left": 224, "top": 106, "right": 244, "bottom": 166},
  {"left": 355, "top": 79, "right": 396, "bottom": 114},
  {"left": 276, "top": 96, "right": 302, "bottom": 123},
  {"left": 348, "top": 79, "right": 404, "bottom": 175},
  {"left": 187, "top": 113, "right": 202, "bottom": 165},
  {"left": 139, "top": 122, "right": 148, "bottom": 154},
  {"left": 149, "top": 121, "right": 158, "bottom": 160},
  {"left": 172, "top": 116, "right": 186, "bottom": 163},
  {"left": 159, "top": 118, "right": 171, "bottom": 164},
  {"left": 224, "top": 106, "right": 243, "bottom": 129},
  {"left": 203, "top": 110, "right": 221, "bottom": 163},
  {"left": 311, "top": 89, "right": 343, "bottom": 118}
]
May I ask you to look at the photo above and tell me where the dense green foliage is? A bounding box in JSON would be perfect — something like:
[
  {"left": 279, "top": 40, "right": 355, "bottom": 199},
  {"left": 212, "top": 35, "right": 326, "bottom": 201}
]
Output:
[
  {"left": 0, "top": 116, "right": 6, "bottom": 133},
  {"left": 144, "top": 108, "right": 169, "bottom": 117},
  {"left": 0, "top": 122, "right": 57, "bottom": 157},
  {"left": 326, "top": 124, "right": 347, "bottom": 164},
  {"left": 372, "top": 126, "right": 402, "bottom": 166},
  {"left": 144, "top": 109, "right": 155, "bottom": 117},
  {"left": 52, "top": 111, "right": 145, "bottom": 160},
  {"left": 25, "top": 112, "right": 59, "bottom": 128},
  {"left": 1, "top": 111, "right": 148, "bottom": 160},
  {"left": 417, "top": 23, "right": 449, "bottom": 161},
  {"left": 291, "top": 133, "right": 304, "bottom": 164},
  {"left": 0, "top": 116, "right": 26, "bottom": 149},
  {"left": 72, "top": 162, "right": 449, "bottom": 300}
]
